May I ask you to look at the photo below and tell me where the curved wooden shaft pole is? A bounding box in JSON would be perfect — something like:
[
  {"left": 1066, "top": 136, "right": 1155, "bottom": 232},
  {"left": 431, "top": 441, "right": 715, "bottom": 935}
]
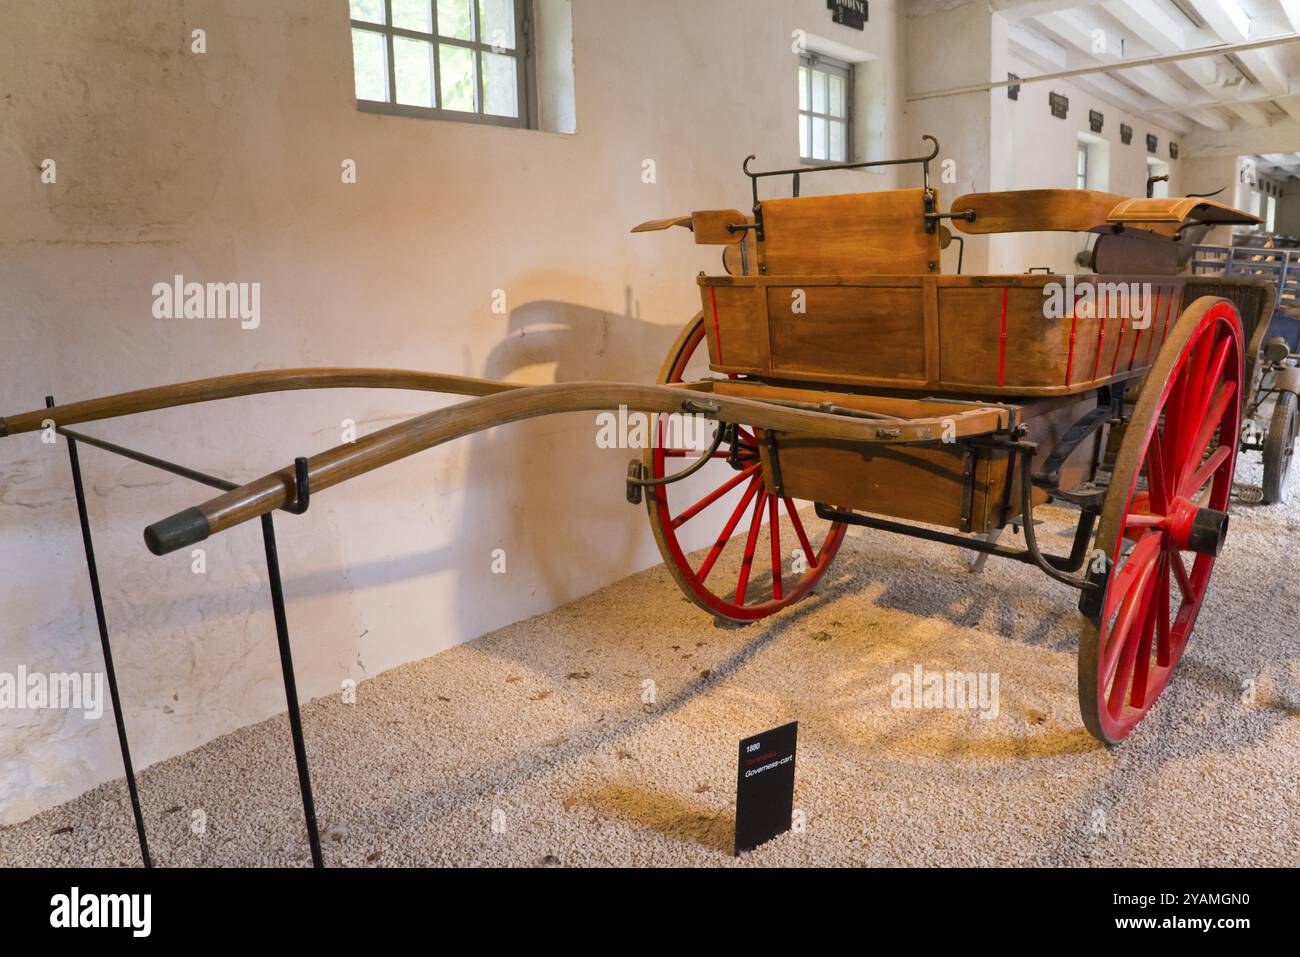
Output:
[
  {"left": 144, "top": 381, "right": 1012, "bottom": 555},
  {"left": 0, "top": 368, "right": 518, "bottom": 436}
]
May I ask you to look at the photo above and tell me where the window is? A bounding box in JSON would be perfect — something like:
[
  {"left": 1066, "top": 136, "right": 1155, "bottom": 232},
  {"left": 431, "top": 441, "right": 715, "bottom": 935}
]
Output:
[
  {"left": 799, "top": 54, "right": 851, "bottom": 164},
  {"left": 1076, "top": 142, "right": 1088, "bottom": 190},
  {"left": 1268, "top": 194, "right": 1277, "bottom": 233},
  {"left": 350, "top": 0, "right": 530, "bottom": 127},
  {"left": 1146, "top": 157, "right": 1169, "bottom": 198}
]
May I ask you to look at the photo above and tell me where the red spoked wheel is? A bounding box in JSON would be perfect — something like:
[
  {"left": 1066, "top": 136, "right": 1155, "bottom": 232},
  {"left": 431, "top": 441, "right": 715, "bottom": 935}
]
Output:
[
  {"left": 1079, "top": 298, "right": 1243, "bottom": 743},
  {"left": 642, "top": 314, "right": 847, "bottom": 622}
]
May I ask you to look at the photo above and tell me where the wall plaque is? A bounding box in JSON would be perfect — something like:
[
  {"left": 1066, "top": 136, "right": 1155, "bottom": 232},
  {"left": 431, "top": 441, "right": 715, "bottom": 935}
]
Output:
[
  {"left": 1049, "top": 91, "right": 1068, "bottom": 119},
  {"left": 827, "top": 0, "right": 867, "bottom": 30},
  {"left": 1089, "top": 110, "right": 1103, "bottom": 133},
  {"left": 1120, "top": 123, "right": 1133, "bottom": 145}
]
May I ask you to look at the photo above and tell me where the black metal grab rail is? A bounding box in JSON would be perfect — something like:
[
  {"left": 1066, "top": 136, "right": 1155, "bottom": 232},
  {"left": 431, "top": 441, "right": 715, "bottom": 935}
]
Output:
[{"left": 49, "top": 398, "right": 323, "bottom": 868}]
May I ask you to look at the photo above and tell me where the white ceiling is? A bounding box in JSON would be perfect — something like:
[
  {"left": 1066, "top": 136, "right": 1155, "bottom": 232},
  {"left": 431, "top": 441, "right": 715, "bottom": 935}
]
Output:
[{"left": 1002, "top": 0, "right": 1300, "bottom": 147}]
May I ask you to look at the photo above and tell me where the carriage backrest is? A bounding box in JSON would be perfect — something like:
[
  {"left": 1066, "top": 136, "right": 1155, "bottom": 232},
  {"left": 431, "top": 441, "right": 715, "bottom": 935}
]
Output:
[{"left": 756, "top": 187, "right": 940, "bottom": 275}]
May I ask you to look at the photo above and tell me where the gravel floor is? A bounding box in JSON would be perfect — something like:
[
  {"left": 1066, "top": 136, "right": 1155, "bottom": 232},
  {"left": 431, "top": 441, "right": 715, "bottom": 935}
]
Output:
[{"left": 2, "top": 448, "right": 1297, "bottom": 868}]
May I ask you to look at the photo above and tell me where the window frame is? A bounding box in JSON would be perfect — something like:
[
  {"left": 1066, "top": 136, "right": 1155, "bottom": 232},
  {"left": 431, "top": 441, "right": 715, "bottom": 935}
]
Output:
[
  {"left": 350, "top": 0, "right": 534, "bottom": 129},
  {"left": 1076, "top": 142, "right": 1088, "bottom": 190},
  {"left": 799, "top": 52, "right": 853, "bottom": 166}
]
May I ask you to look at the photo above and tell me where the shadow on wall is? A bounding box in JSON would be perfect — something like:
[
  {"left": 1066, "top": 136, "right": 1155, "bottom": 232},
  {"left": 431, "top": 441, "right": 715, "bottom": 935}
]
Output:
[{"left": 444, "top": 287, "right": 691, "bottom": 641}]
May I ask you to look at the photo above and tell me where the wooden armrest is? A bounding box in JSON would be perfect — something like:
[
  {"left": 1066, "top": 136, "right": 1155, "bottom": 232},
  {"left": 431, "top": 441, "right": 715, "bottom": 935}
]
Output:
[
  {"left": 1107, "top": 197, "right": 1260, "bottom": 227},
  {"left": 949, "top": 189, "right": 1128, "bottom": 234},
  {"left": 631, "top": 214, "right": 693, "bottom": 234},
  {"left": 630, "top": 209, "right": 747, "bottom": 244}
]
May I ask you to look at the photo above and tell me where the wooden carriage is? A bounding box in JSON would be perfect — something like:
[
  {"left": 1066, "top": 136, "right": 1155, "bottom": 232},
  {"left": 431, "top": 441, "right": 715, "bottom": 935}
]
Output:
[
  {"left": 2, "top": 137, "right": 1267, "bottom": 746},
  {"left": 630, "top": 137, "right": 1265, "bottom": 742}
]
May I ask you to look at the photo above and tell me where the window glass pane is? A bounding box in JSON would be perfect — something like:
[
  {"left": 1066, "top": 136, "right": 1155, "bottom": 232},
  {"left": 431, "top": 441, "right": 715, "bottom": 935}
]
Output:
[
  {"left": 393, "top": 0, "right": 432, "bottom": 32},
  {"left": 812, "top": 69, "right": 827, "bottom": 114},
  {"left": 437, "top": 0, "right": 474, "bottom": 40},
  {"left": 351, "top": 28, "right": 389, "bottom": 101},
  {"left": 394, "top": 36, "right": 435, "bottom": 107},
  {"left": 799, "top": 66, "right": 809, "bottom": 111},
  {"left": 812, "top": 116, "right": 827, "bottom": 160},
  {"left": 482, "top": 51, "right": 518, "bottom": 117},
  {"left": 439, "top": 42, "right": 477, "bottom": 111},
  {"left": 829, "top": 74, "right": 844, "bottom": 117},
  {"left": 799, "top": 114, "right": 809, "bottom": 158},
  {"left": 829, "top": 120, "right": 845, "bottom": 162},
  {"left": 1267, "top": 195, "right": 1277, "bottom": 232},
  {"left": 479, "top": 0, "right": 516, "bottom": 50},
  {"left": 351, "top": 0, "right": 385, "bottom": 24}
]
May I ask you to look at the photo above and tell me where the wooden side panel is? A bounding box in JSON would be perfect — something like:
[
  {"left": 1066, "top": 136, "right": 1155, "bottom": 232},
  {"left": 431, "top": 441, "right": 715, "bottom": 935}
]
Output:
[
  {"left": 765, "top": 285, "right": 928, "bottom": 384},
  {"left": 938, "top": 286, "right": 1067, "bottom": 388},
  {"left": 700, "top": 284, "right": 767, "bottom": 374},
  {"left": 700, "top": 274, "right": 1191, "bottom": 395},
  {"left": 765, "top": 394, "right": 1097, "bottom": 534},
  {"left": 758, "top": 188, "right": 939, "bottom": 275}
]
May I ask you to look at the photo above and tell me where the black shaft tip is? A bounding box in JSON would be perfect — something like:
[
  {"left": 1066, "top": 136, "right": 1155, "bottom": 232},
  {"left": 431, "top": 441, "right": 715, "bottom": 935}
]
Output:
[{"left": 144, "top": 507, "right": 210, "bottom": 556}]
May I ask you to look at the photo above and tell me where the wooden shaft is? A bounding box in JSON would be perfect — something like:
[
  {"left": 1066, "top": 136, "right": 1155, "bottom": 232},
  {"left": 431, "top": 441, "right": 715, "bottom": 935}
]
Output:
[
  {"left": 0, "top": 368, "right": 519, "bottom": 436},
  {"left": 144, "top": 380, "right": 1013, "bottom": 555}
]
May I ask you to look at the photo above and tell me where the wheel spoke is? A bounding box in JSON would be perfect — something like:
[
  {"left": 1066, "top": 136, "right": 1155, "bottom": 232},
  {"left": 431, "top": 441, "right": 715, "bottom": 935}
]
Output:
[
  {"left": 1143, "top": 431, "right": 1170, "bottom": 513},
  {"left": 662, "top": 449, "right": 731, "bottom": 459},
  {"left": 1128, "top": 551, "right": 1165, "bottom": 709},
  {"left": 1173, "top": 335, "right": 1222, "bottom": 479},
  {"left": 784, "top": 496, "right": 818, "bottom": 567},
  {"left": 1107, "top": 553, "right": 1160, "bottom": 716},
  {"left": 1101, "top": 534, "right": 1162, "bottom": 692},
  {"left": 1124, "top": 512, "right": 1166, "bottom": 529},
  {"left": 696, "top": 475, "right": 764, "bottom": 583},
  {"left": 1182, "top": 445, "right": 1232, "bottom": 500},
  {"left": 1178, "top": 382, "right": 1236, "bottom": 494},
  {"left": 1103, "top": 531, "right": 1163, "bottom": 624},
  {"left": 670, "top": 462, "right": 761, "bottom": 529},
  {"left": 734, "top": 488, "right": 769, "bottom": 606},
  {"left": 1155, "top": 550, "right": 1173, "bottom": 666},
  {"left": 1170, "top": 547, "right": 1193, "bottom": 601},
  {"left": 768, "top": 495, "right": 783, "bottom": 600}
]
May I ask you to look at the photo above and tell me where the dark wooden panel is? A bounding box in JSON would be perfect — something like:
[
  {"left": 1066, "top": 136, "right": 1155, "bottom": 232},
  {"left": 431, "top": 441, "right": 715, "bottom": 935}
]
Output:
[{"left": 766, "top": 285, "right": 927, "bottom": 383}]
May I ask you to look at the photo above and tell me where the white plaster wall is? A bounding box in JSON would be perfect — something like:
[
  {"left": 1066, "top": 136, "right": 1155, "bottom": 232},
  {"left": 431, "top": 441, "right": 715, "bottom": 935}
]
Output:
[
  {"left": 989, "top": 56, "right": 1189, "bottom": 275},
  {"left": 0, "top": 0, "right": 904, "bottom": 823}
]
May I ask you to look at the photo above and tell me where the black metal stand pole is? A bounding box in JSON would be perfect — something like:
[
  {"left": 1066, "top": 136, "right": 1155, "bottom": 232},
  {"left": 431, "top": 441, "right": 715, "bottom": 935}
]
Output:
[
  {"left": 50, "top": 396, "right": 152, "bottom": 868},
  {"left": 260, "top": 512, "right": 323, "bottom": 868}
]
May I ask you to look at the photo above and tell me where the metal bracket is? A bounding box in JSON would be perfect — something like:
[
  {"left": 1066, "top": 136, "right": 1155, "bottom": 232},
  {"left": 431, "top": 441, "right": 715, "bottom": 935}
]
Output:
[
  {"left": 282, "top": 457, "right": 311, "bottom": 515},
  {"left": 765, "top": 430, "right": 784, "bottom": 497},
  {"left": 959, "top": 447, "right": 976, "bottom": 533}
]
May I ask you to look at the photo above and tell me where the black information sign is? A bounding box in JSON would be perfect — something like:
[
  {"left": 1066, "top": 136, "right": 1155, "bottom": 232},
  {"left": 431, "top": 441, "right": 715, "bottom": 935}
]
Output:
[
  {"left": 1049, "top": 91, "right": 1069, "bottom": 119},
  {"left": 1007, "top": 73, "right": 1020, "bottom": 100},
  {"left": 1169, "top": 142, "right": 1179, "bottom": 159},
  {"left": 1089, "top": 109, "right": 1103, "bottom": 133},
  {"left": 1146, "top": 133, "right": 1158, "bottom": 153},
  {"left": 734, "top": 721, "right": 798, "bottom": 855},
  {"left": 1120, "top": 123, "right": 1133, "bottom": 145},
  {"left": 828, "top": 0, "right": 867, "bottom": 30}
]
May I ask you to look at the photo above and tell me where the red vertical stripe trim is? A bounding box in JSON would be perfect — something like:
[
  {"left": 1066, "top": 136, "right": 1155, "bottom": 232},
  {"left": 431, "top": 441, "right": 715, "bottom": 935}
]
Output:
[
  {"left": 997, "top": 286, "right": 1009, "bottom": 387},
  {"left": 1110, "top": 314, "right": 1126, "bottom": 376},
  {"left": 709, "top": 286, "right": 724, "bottom": 365},
  {"left": 1127, "top": 285, "right": 1151, "bottom": 371},
  {"left": 1090, "top": 298, "right": 1107, "bottom": 383},
  {"left": 1064, "top": 293, "right": 1079, "bottom": 387}
]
